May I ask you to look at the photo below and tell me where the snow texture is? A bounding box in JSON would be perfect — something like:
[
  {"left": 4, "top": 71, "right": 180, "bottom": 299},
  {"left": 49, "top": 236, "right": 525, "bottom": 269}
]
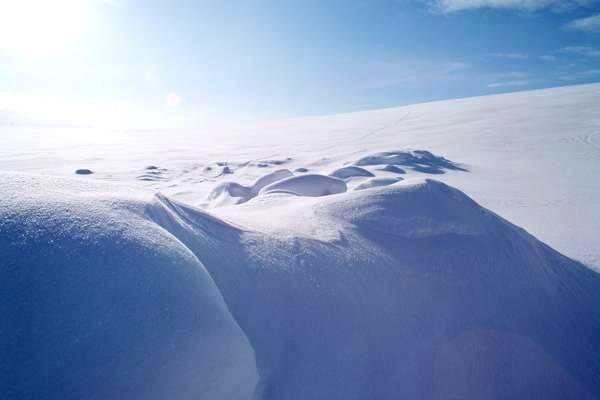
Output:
[
  {"left": 260, "top": 174, "right": 347, "bottom": 197},
  {"left": 354, "top": 176, "right": 401, "bottom": 191},
  {"left": 0, "top": 173, "right": 258, "bottom": 400},
  {"left": 2, "top": 84, "right": 600, "bottom": 399},
  {"left": 2, "top": 171, "right": 600, "bottom": 399},
  {"left": 329, "top": 165, "right": 375, "bottom": 179}
]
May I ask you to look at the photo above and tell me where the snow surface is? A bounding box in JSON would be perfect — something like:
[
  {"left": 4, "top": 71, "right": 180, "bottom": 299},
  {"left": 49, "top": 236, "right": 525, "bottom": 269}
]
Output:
[
  {"left": 3, "top": 172, "right": 599, "bottom": 399},
  {"left": 2, "top": 83, "right": 597, "bottom": 265},
  {"left": 2, "top": 83, "right": 600, "bottom": 398},
  {"left": 329, "top": 165, "right": 375, "bottom": 179},
  {"left": 354, "top": 176, "right": 401, "bottom": 191},
  {"left": 0, "top": 173, "right": 258, "bottom": 400},
  {"left": 260, "top": 173, "right": 347, "bottom": 197}
]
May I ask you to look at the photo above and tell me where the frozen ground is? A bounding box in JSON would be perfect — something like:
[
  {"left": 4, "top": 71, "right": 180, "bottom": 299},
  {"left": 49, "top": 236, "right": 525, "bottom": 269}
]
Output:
[{"left": 1, "top": 83, "right": 600, "bottom": 399}]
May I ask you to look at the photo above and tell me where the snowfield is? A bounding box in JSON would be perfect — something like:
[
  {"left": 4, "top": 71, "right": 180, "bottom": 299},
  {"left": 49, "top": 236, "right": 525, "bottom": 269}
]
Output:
[{"left": 1, "top": 83, "right": 600, "bottom": 399}]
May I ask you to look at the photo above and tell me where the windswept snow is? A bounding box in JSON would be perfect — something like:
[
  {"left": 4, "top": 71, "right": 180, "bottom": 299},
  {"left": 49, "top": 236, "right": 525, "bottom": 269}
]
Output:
[
  {"left": 2, "top": 83, "right": 600, "bottom": 398},
  {"left": 354, "top": 176, "right": 401, "bottom": 191},
  {"left": 260, "top": 174, "right": 347, "bottom": 197},
  {"left": 0, "top": 173, "right": 258, "bottom": 400},
  {"left": 205, "top": 169, "right": 294, "bottom": 207},
  {"left": 250, "top": 169, "right": 294, "bottom": 195},
  {"left": 3, "top": 172, "right": 599, "bottom": 399},
  {"left": 2, "top": 84, "right": 598, "bottom": 264},
  {"left": 355, "top": 149, "right": 467, "bottom": 174},
  {"left": 329, "top": 165, "right": 375, "bottom": 179}
]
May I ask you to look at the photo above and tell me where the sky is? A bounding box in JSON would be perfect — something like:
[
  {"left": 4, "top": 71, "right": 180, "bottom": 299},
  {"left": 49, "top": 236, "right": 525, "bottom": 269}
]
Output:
[{"left": 0, "top": 0, "right": 599, "bottom": 127}]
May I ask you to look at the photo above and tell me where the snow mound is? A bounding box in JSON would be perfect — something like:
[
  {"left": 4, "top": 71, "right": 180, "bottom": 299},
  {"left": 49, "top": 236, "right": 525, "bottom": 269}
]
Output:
[
  {"left": 329, "top": 165, "right": 374, "bottom": 179},
  {"left": 260, "top": 173, "right": 347, "bottom": 197},
  {"left": 250, "top": 169, "right": 294, "bottom": 196},
  {"left": 0, "top": 173, "right": 258, "bottom": 400},
  {"left": 379, "top": 164, "right": 406, "bottom": 174},
  {"left": 207, "top": 181, "right": 251, "bottom": 207},
  {"left": 3, "top": 172, "right": 600, "bottom": 400},
  {"left": 206, "top": 169, "right": 294, "bottom": 207},
  {"left": 204, "top": 179, "right": 600, "bottom": 399},
  {"left": 355, "top": 150, "right": 467, "bottom": 174},
  {"left": 354, "top": 176, "right": 401, "bottom": 191}
]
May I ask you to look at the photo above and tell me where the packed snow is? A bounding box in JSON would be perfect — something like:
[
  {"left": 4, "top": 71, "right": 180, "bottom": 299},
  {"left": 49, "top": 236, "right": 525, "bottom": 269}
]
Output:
[{"left": 2, "top": 83, "right": 600, "bottom": 399}]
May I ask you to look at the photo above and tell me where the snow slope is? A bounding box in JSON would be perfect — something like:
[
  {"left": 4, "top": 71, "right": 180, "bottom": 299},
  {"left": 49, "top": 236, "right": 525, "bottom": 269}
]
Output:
[
  {"left": 1, "top": 83, "right": 598, "bottom": 267},
  {"left": 0, "top": 173, "right": 258, "bottom": 400},
  {"left": 1, "top": 83, "right": 600, "bottom": 398}
]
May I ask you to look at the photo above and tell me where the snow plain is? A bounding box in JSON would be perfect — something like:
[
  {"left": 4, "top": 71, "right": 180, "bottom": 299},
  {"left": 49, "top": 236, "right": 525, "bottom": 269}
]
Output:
[{"left": 1, "top": 83, "right": 600, "bottom": 399}]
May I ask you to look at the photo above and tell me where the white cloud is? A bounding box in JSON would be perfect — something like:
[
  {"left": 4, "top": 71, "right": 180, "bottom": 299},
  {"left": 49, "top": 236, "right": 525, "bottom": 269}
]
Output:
[
  {"left": 432, "top": 0, "right": 596, "bottom": 13},
  {"left": 487, "top": 79, "right": 531, "bottom": 87},
  {"left": 560, "top": 45, "right": 600, "bottom": 56},
  {"left": 566, "top": 13, "right": 600, "bottom": 32},
  {"left": 559, "top": 68, "right": 600, "bottom": 80}
]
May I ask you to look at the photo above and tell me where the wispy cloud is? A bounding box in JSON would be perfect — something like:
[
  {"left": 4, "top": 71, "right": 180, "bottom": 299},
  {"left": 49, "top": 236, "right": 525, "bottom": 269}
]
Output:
[
  {"left": 539, "top": 55, "right": 557, "bottom": 61},
  {"left": 361, "top": 60, "right": 471, "bottom": 90},
  {"left": 489, "top": 71, "right": 529, "bottom": 79},
  {"left": 492, "top": 52, "right": 529, "bottom": 59},
  {"left": 487, "top": 79, "right": 531, "bottom": 88},
  {"left": 566, "top": 13, "right": 600, "bottom": 32},
  {"left": 559, "top": 68, "right": 600, "bottom": 80},
  {"left": 431, "top": 0, "right": 597, "bottom": 13},
  {"left": 560, "top": 45, "right": 600, "bottom": 57}
]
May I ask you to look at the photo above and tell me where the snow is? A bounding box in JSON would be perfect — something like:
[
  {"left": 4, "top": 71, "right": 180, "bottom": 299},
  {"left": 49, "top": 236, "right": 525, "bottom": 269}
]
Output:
[
  {"left": 379, "top": 164, "right": 406, "bottom": 174},
  {"left": 205, "top": 169, "right": 294, "bottom": 207},
  {"left": 250, "top": 169, "right": 294, "bottom": 196},
  {"left": 2, "top": 83, "right": 600, "bottom": 398},
  {"left": 354, "top": 149, "right": 467, "bottom": 175},
  {"left": 354, "top": 176, "right": 401, "bottom": 191},
  {"left": 0, "top": 173, "right": 258, "bottom": 400},
  {"left": 260, "top": 173, "right": 347, "bottom": 197},
  {"left": 204, "top": 178, "right": 600, "bottom": 399},
  {"left": 329, "top": 165, "right": 375, "bottom": 179},
  {"left": 2, "top": 84, "right": 597, "bottom": 264}
]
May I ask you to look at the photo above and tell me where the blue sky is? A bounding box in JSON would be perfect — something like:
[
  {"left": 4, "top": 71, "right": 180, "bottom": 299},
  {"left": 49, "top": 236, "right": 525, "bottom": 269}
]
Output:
[{"left": 0, "top": 0, "right": 599, "bottom": 126}]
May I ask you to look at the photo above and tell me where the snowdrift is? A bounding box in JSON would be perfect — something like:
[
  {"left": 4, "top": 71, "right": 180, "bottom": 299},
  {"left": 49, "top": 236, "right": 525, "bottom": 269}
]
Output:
[
  {"left": 2, "top": 172, "right": 600, "bottom": 399},
  {"left": 0, "top": 173, "right": 257, "bottom": 400},
  {"left": 206, "top": 169, "right": 294, "bottom": 207}
]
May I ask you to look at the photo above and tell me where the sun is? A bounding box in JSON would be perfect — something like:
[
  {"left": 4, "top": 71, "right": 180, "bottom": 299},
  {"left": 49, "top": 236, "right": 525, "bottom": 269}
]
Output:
[{"left": 0, "top": 0, "right": 93, "bottom": 59}]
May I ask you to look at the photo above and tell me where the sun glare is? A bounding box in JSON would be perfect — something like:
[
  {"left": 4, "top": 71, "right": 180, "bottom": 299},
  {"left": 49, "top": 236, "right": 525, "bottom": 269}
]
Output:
[{"left": 0, "top": 0, "right": 93, "bottom": 59}]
